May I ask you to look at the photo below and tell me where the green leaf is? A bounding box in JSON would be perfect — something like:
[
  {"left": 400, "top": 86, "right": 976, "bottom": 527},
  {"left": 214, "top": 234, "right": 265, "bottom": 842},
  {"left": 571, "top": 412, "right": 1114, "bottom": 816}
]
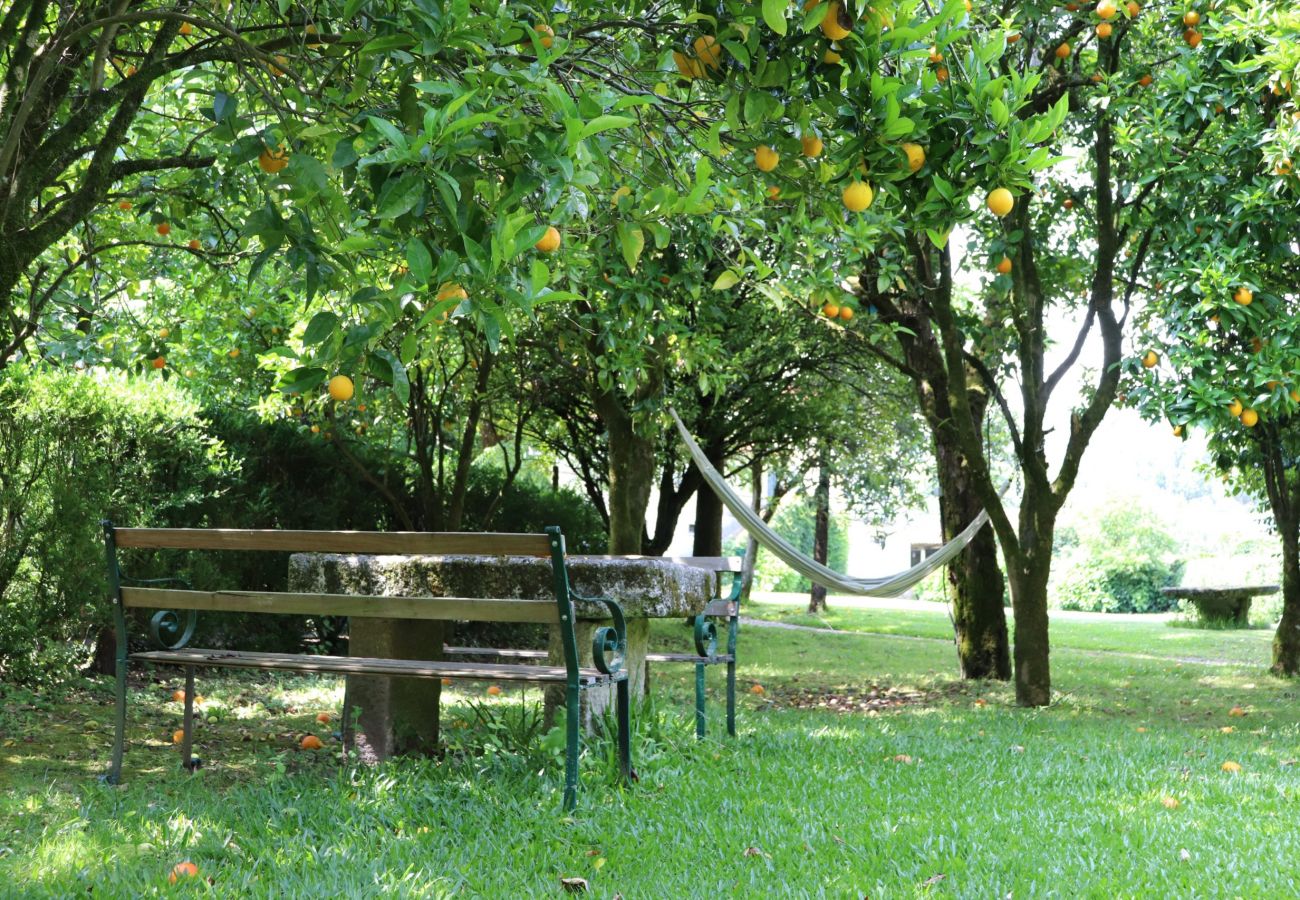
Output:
[
  {"left": 279, "top": 367, "right": 327, "bottom": 394},
  {"left": 373, "top": 348, "right": 410, "bottom": 404},
  {"left": 578, "top": 115, "right": 636, "bottom": 140},
  {"left": 405, "top": 238, "right": 432, "bottom": 284},
  {"left": 617, "top": 223, "right": 645, "bottom": 273},
  {"left": 712, "top": 270, "right": 741, "bottom": 290},
  {"left": 303, "top": 312, "right": 339, "bottom": 346},
  {"left": 762, "top": 0, "right": 788, "bottom": 36}
]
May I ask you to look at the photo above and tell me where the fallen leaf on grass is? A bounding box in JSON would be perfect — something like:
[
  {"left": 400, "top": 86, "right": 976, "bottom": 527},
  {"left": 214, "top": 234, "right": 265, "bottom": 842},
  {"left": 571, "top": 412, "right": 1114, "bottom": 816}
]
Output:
[
  {"left": 560, "top": 876, "right": 588, "bottom": 893},
  {"left": 1221, "top": 761, "right": 1242, "bottom": 773},
  {"left": 1161, "top": 796, "right": 1180, "bottom": 809},
  {"left": 1220, "top": 726, "right": 1234, "bottom": 734},
  {"left": 974, "top": 698, "right": 987, "bottom": 707},
  {"left": 1179, "top": 848, "right": 1191, "bottom": 862},
  {"left": 1136, "top": 727, "right": 1147, "bottom": 733},
  {"left": 742, "top": 847, "right": 770, "bottom": 859},
  {"left": 891, "top": 754, "right": 914, "bottom": 764},
  {"left": 1010, "top": 745, "right": 1025, "bottom": 754},
  {"left": 922, "top": 873, "right": 946, "bottom": 887}
]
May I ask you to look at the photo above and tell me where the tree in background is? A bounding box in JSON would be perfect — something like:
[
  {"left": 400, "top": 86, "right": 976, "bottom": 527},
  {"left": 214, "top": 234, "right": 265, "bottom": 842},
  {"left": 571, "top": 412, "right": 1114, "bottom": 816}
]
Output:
[{"left": 1130, "top": 2, "right": 1300, "bottom": 671}]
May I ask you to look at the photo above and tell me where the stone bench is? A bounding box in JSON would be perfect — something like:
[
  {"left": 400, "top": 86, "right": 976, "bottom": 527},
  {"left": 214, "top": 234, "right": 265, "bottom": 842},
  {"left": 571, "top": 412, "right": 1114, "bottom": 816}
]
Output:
[{"left": 1161, "top": 584, "right": 1278, "bottom": 625}]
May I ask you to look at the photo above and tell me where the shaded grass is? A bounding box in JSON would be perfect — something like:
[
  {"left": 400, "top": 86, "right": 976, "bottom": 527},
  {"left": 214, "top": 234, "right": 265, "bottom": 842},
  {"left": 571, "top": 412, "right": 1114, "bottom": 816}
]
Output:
[{"left": 2, "top": 619, "right": 1298, "bottom": 897}]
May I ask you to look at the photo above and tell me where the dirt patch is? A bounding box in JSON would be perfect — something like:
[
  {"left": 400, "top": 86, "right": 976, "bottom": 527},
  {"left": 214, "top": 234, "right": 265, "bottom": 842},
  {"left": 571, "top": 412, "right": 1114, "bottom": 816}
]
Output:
[{"left": 765, "top": 682, "right": 943, "bottom": 715}]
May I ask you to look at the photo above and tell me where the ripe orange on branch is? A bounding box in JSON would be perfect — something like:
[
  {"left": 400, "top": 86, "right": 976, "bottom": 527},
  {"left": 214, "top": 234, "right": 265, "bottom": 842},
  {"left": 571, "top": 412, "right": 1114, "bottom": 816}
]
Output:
[
  {"left": 995, "top": 257, "right": 1012, "bottom": 275},
  {"left": 1097, "top": 0, "right": 1117, "bottom": 18},
  {"left": 534, "top": 23, "right": 554, "bottom": 49},
  {"left": 534, "top": 226, "right": 562, "bottom": 253},
  {"left": 986, "top": 188, "right": 1014, "bottom": 216},
  {"left": 842, "top": 181, "right": 874, "bottom": 212},
  {"left": 801, "top": 134, "right": 824, "bottom": 158},
  {"left": 327, "top": 375, "right": 354, "bottom": 402},
  {"left": 1234, "top": 286, "right": 1253, "bottom": 305},
  {"left": 820, "top": 3, "right": 852, "bottom": 40},
  {"left": 258, "top": 145, "right": 289, "bottom": 174},
  {"left": 755, "top": 145, "right": 779, "bottom": 172},
  {"left": 1141, "top": 350, "right": 1159, "bottom": 368}
]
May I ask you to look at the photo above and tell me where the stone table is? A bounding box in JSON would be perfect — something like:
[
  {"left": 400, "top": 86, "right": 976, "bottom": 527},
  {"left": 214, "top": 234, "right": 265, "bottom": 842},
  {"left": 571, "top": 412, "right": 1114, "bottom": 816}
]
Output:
[
  {"left": 1161, "top": 584, "right": 1278, "bottom": 625},
  {"left": 289, "top": 553, "right": 713, "bottom": 759}
]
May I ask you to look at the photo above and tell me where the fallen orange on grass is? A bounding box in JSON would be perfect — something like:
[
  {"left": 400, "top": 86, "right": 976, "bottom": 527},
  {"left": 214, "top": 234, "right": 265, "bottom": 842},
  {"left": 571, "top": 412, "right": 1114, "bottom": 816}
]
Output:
[
  {"left": 1161, "top": 795, "right": 1180, "bottom": 809},
  {"left": 316, "top": 713, "right": 331, "bottom": 725},
  {"left": 168, "top": 861, "right": 199, "bottom": 883},
  {"left": 1221, "top": 760, "right": 1242, "bottom": 773},
  {"left": 1229, "top": 705, "right": 1246, "bottom": 717},
  {"left": 487, "top": 685, "right": 503, "bottom": 696},
  {"left": 172, "top": 729, "right": 185, "bottom": 744},
  {"left": 750, "top": 684, "right": 765, "bottom": 695},
  {"left": 171, "top": 689, "right": 187, "bottom": 702},
  {"left": 300, "top": 734, "right": 323, "bottom": 750}
]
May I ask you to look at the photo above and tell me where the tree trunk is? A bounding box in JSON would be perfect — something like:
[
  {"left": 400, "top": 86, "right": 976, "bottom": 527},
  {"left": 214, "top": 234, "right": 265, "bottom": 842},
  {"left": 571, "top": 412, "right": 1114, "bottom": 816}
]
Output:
[
  {"left": 808, "top": 446, "right": 830, "bottom": 614},
  {"left": 740, "top": 462, "right": 762, "bottom": 602},
  {"left": 692, "top": 440, "right": 725, "bottom": 556},
  {"left": 935, "top": 429, "right": 1010, "bottom": 680},
  {"left": 595, "top": 392, "right": 656, "bottom": 554},
  {"left": 1271, "top": 515, "right": 1300, "bottom": 675},
  {"left": 1006, "top": 532, "right": 1054, "bottom": 707}
]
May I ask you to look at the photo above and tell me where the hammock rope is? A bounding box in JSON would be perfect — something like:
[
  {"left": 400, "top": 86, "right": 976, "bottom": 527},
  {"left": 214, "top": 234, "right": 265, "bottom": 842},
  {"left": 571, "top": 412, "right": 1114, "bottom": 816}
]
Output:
[{"left": 670, "top": 408, "right": 990, "bottom": 598}]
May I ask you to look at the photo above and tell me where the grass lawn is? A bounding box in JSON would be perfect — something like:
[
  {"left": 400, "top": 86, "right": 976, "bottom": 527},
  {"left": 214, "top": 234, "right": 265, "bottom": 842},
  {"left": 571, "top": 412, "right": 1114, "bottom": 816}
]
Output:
[{"left": 2, "top": 607, "right": 1298, "bottom": 897}]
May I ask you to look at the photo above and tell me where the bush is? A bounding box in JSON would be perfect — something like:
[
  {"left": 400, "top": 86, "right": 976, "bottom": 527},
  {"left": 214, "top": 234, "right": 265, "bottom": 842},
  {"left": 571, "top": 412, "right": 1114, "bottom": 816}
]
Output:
[
  {"left": 0, "top": 367, "right": 233, "bottom": 683},
  {"left": 751, "top": 496, "right": 848, "bottom": 593},
  {"left": 1052, "top": 500, "right": 1184, "bottom": 613},
  {"left": 461, "top": 466, "right": 607, "bottom": 554}
]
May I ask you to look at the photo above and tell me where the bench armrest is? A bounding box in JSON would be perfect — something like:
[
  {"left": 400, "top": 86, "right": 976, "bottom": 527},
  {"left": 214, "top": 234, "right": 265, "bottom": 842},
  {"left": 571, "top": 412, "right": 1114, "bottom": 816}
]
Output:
[{"left": 572, "top": 592, "right": 627, "bottom": 676}]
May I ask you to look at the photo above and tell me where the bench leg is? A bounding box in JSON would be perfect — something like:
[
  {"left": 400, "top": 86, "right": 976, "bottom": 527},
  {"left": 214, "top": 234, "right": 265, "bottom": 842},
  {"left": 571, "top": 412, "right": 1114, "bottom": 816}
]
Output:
[
  {"left": 616, "top": 678, "right": 632, "bottom": 785},
  {"left": 694, "top": 662, "right": 707, "bottom": 739},
  {"left": 563, "top": 684, "right": 580, "bottom": 812},
  {"left": 726, "top": 657, "right": 736, "bottom": 738},
  {"left": 107, "top": 656, "right": 127, "bottom": 784},
  {"left": 181, "top": 667, "right": 197, "bottom": 771}
]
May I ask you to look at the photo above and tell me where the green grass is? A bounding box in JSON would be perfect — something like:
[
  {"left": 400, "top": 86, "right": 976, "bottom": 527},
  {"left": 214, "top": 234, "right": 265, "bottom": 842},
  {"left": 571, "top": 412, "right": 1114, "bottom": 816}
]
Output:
[
  {"left": 2, "top": 613, "right": 1298, "bottom": 897},
  {"left": 747, "top": 591, "right": 1277, "bottom": 667}
]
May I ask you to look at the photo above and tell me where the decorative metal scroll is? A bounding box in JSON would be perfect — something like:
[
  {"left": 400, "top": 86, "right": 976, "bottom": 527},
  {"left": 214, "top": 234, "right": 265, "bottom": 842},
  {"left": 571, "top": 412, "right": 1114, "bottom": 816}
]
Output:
[
  {"left": 123, "top": 577, "right": 197, "bottom": 650},
  {"left": 693, "top": 617, "right": 718, "bottom": 658}
]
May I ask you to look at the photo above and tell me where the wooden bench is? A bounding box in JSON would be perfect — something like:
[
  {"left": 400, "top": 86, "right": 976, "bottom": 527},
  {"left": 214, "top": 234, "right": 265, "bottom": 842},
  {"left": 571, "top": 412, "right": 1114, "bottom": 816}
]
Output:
[
  {"left": 100, "top": 522, "right": 631, "bottom": 810},
  {"left": 445, "top": 555, "right": 743, "bottom": 737}
]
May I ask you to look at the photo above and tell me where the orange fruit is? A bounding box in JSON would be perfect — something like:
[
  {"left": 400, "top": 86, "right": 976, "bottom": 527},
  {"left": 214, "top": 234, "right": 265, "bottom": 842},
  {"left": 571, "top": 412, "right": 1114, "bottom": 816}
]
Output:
[
  {"left": 801, "top": 134, "right": 824, "bottom": 158},
  {"left": 1221, "top": 760, "right": 1242, "bottom": 773},
  {"left": 300, "top": 734, "right": 323, "bottom": 750},
  {"left": 534, "top": 226, "right": 561, "bottom": 253},
  {"left": 1063, "top": 198, "right": 1075, "bottom": 209},
  {"left": 694, "top": 35, "right": 723, "bottom": 70},
  {"left": 755, "top": 145, "right": 779, "bottom": 172},
  {"left": 1228, "top": 399, "right": 1243, "bottom": 417},
  {"left": 672, "top": 50, "right": 701, "bottom": 80},
  {"left": 156, "top": 222, "right": 171, "bottom": 236},
  {"left": 1141, "top": 350, "right": 1159, "bottom": 368},
  {"left": 171, "top": 689, "right": 186, "bottom": 702},
  {"left": 929, "top": 47, "right": 943, "bottom": 63},
  {"left": 1096, "top": 22, "right": 1112, "bottom": 37},
  {"left": 179, "top": 21, "right": 193, "bottom": 35},
  {"left": 118, "top": 200, "right": 133, "bottom": 210},
  {"left": 159, "top": 327, "right": 171, "bottom": 339},
  {"left": 258, "top": 146, "right": 289, "bottom": 174},
  {"left": 1055, "top": 43, "right": 1071, "bottom": 60},
  {"left": 316, "top": 713, "right": 331, "bottom": 725},
  {"left": 169, "top": 862, "right": 199, "bottom": 884},
  {"left": 1161, "top": 796, "right": 1180, "bottom": 809},
  {"left": 838, "top": 306, "right": 854, "bottom": 321},
  {"left": 1289, "top": 390, "right": 1300, "bottom": 404},
  {"left": 1139, "top": 74, "right": 1153, "bottom": 87},
  {"left": 152, "top": 356, "right": 166, "bottom": 370},
  {"left": 1234, "top": 286, "right": 1253, "bottom": 305},
  {"left": 842, "top": 181, "right": 874, "bottom": 212},
  {"left": 1127, "top": 1, "right": 1141, "bottom": 15},
  {"left": 228, "top": 348, "right": 240, "bottom": 358},
  {"left": 486, "top": 685, "right": 502, "bottom": 696},
  {"left": 820, "top": 3, "right": 852, "bottom": 40},
  {"left": 1241, "top": 409, "right": 1259, "bottom": 427},
  {"left": 902, "top": 142, "right": 925, "bottom": 172},
  {"left": 1183, "top": 10, "right": 1201, "bottom": 27},
  {"left": 172, "top": 729, "right": 185, "bottom": 744},
  {"left": 188, "top": 239, "right": 200, "bottom": 250},
  {"left": 1006, "top": 32, "right": 1020, "bottom": 43},
  {"left": 269, "top": 55, "right": 288, "bottom": 77},
  {"left": 822, "top": 302, "right": 841, "bottom": 318},
  {"left": 766, "top": 186, "right": 781, "bottom": 200},
  {"left": 327, "top": 374, "right": 354, "bottom": 402},
  {"left": 437, "top": 282, "right": 468, "bottom": 303},
  {"left": 126, "top": 65, "right": 137, "bottom": 76},
  {"left": 821, "top": 48, "right": 841, "bottom": 64},
  {"left": 986, "top": 187, "right": 1014, "bottom": 216},
  {"left": 750, "top": 684, "right": 765, "bottom": 695},
  {"left": 995, "top": 257, "right": 1012, "bottom": 275},
  {"left": 1229, "top": 705, "right": 1246, "bottom": 717},
  {"left": 310, "top": 425, "right": 320, "bottom": 434},
  {"left": 193, "top": 695, "right": 204, "bottom": 705},
  {"left": 441, "top": 677, "right": 453, "bottom": 686},
  {"left": 305, "top": 23, "right": 322, "bottom": 48},
  {"left": 1172, "top": 425, "right": 1183, "bottom": 437},
  {"left": 1097, "top": 0, "right": 1117, "bottom": 18},
  {"left": 1184, "top": 29, "right": 1201, "bottom": 48},
  {"left": 534, "top": 23, "right": 554, "bottom": 49},
  {"left": 935, "top": 65, "right": 949, "bottom": 82}
]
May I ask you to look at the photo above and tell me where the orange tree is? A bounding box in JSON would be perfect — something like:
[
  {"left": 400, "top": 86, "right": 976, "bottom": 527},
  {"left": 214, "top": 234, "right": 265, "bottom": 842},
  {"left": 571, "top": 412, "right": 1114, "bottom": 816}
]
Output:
[{"left": 1129, "top": 2, "right": 1300, "bottom": 672}]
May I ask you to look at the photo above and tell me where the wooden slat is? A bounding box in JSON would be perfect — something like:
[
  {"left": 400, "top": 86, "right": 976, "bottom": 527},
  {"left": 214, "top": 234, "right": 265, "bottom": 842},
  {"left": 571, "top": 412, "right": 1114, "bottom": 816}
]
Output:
[
  {"left": 130, "top": 649, "right": 616, "bottom": 685},
  {"left": 112, "top": 528, "right": 553, "bottom": 556},
  {"left": 443, "top": 646, "right": 548, "bottom": 660},
  {"left": 121, "top": 587, "right": 559, "bottom": 623},
  {"left": 703, "top": 599, "right": 738, "bottom": 617},
  {"left": 646, "top": 652, "right": 734, "bottom": 663}
]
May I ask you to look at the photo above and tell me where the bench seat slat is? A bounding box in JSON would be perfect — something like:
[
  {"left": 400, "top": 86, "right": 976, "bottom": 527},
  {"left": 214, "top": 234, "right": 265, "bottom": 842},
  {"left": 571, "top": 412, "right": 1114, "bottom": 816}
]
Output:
[
  {"left": 130, "top": 649, "right": 619, "bottom": 685},
  {"left": 645, "top": 652, "right": 734, "bottom": 663},
  {"left": 121, "top": 587, "right": 559, "bottom": 623},
  {"left": 441, "top": 646, "right": 734, "bottom": 664},
  {"left": 113, "top": 528, "right": 553, "bottom": 556}
]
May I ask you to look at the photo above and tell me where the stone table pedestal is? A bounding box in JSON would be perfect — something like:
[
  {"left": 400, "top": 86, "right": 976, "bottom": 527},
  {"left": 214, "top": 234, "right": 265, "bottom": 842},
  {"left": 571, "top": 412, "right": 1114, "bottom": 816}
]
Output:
[
  {"left": 289, "top": 553, "right": 712, "bottom": 759},
  {"left": 1161, "top": 584, "right": 1278, "bottom": 626}
]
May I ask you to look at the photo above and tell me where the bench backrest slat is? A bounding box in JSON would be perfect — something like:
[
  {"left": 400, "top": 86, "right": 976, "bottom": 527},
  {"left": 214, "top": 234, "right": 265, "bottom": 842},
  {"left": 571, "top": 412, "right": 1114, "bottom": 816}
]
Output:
[
  {"left": 121, "top": 587, "right": 561, "bottom": 623},
  {"left": 571, "top": 555, "right": 742, "bottom": 572},
  {"left": 113, "top": 528, "right": 552, "bottom": 556}
]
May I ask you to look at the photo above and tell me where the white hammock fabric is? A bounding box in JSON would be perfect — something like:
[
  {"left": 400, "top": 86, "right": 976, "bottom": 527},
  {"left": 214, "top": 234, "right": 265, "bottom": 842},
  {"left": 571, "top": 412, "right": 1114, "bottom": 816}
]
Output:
[{"left": 671, "top": 408, "right": 990, "bottom": 598}]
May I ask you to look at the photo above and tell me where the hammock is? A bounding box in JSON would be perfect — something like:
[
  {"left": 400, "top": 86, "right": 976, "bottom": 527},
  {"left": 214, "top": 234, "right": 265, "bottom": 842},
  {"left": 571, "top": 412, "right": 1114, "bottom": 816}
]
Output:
[{"left": 670, "top": 408, "right": 990, "bottom": 598}]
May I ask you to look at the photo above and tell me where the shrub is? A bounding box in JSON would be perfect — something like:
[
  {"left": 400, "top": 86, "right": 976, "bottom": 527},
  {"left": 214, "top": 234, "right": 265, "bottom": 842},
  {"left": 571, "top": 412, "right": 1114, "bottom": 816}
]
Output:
[
  {"left": 461, "top": 466, "right": 607, "bottom": 554},
  {"left": 0, "top": 367, "right": 232, "bottom": 683},
  {"left": 1052, "top": 499, "right": 1185, "bottom": 613},
  {"left": 751, "top": 496, "right": 848, "bottom": 593}
]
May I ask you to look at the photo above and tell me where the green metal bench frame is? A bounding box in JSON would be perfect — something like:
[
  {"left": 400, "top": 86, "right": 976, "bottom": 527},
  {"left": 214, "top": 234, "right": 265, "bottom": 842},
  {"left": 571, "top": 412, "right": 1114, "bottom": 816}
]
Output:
[
  {"left": 101, "top": 521, "right": 631, "bottom": 811},
  {"left": 445, "top": 555, "right": 744, "bottom": 738}
]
